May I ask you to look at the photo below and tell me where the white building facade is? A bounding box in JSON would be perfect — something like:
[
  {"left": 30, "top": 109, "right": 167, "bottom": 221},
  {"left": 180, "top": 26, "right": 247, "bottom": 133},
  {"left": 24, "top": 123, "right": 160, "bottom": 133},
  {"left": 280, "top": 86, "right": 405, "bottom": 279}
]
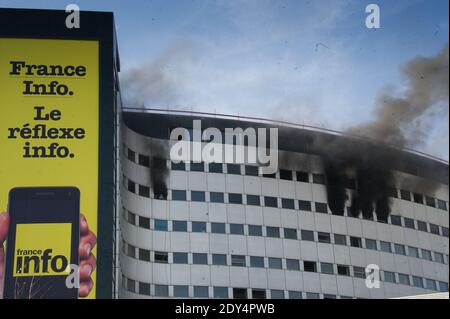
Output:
[{"left": 118, "top": 109, "right": 449, "bottom": 299}]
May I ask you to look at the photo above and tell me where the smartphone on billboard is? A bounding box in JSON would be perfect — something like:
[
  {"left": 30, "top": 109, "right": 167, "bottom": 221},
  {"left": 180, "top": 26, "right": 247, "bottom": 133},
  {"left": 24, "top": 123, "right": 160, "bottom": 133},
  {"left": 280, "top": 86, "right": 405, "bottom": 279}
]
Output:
[{"left": 3, "top": 187, "right": 80, "bottom": 299}]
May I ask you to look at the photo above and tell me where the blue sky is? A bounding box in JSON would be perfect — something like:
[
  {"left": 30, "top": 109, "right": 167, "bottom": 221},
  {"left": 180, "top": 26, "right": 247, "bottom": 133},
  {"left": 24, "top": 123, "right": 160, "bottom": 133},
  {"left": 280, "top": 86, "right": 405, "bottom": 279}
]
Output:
[{"left": 1, "top": 0, "right": 449, "bottom": 159}]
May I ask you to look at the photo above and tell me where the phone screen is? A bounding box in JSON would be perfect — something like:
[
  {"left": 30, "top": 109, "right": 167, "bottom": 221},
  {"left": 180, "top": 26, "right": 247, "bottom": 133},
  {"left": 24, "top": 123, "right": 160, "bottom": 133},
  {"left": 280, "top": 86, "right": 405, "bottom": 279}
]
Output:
[{"left": 3, "top": 187, "right": 80, "bottom": 299}]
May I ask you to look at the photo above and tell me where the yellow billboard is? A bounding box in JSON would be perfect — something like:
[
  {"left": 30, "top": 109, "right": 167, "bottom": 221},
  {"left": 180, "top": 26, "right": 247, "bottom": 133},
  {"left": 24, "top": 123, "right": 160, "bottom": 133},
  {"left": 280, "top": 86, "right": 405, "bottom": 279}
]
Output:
[{"left": 0, "top": 38, "right": 99, "bottom": 299}]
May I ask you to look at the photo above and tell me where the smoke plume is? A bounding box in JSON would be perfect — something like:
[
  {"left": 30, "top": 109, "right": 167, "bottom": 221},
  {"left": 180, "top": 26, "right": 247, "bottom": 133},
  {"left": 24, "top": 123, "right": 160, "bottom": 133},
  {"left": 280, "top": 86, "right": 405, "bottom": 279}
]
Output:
[
  {"left": 350, "top": 44, "right": 449, "bottom": 147},
  {"left": 148, "top": 140, "right": 169, "bottom": 200},
  {"left": 321, "top": 44, "right": 449, "bottom": 220}
]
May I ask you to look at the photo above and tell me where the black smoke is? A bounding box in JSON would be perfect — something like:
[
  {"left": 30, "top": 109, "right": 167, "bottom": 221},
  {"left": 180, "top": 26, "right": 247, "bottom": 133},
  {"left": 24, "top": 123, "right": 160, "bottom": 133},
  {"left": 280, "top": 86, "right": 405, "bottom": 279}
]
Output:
[
  {"left": 149, "top": 140, "right": 169, "bottom": 200},
  {"left": 318, "top": 44, "right": 448, "bottom": 221}
]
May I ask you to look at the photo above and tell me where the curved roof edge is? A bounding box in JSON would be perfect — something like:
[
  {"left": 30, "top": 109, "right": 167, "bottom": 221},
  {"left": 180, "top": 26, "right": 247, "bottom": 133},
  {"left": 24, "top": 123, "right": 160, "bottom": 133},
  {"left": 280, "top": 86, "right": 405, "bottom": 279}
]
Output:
[{"left": 123, "top": 107, "right": 448, "bottom": 165}]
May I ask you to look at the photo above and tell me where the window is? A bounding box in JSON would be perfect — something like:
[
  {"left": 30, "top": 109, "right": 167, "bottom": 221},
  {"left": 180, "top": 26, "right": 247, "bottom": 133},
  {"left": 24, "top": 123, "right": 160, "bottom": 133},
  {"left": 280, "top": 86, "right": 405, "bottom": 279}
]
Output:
[
  {"left": 194, "top": 286, "right": 209, "bottom": 298},
  {"left": 231, "top": 255, "right": 246, "bottom": 267},
  {"left": 315, "top": 202, "right": 328, "bottom": 214},
  {"left": 412, "top": 276, "right": 424, "bottom": 289},
  {"left": 380, "top": 241, "right": 392, "bottom": 253},
  {"left": 250, "top": 256, "right": 265, "bottom": 268},
  {"left": 298, "top": 200, "right": 312, "bottom": 211},
  {"left": 127, "top": 180, "right": 136, "bottom": 193},
  {"left": 127, "top": 149, "right": 135, "bottom": 162},
  {"left": 417, "top": 221, "right": 428, "bottom": 232},
  {"left": 245, "top": 165, "right": 259, "bottom": 176},
  {"left": 394, "top": 244, "right": 406, "bottom": 255},
  {"left": 264, "top": 196, "right": 278, "bottom": 208},
  {"left": 286, "top": 259, "right": 300, "bottom": 271},
  {"left": 173, "top": 252, "right": 188, "bottom": 264},
  {"left": 252, "top": 289, "right": 266, "bottom": 299},
  {"left": 334, "top": 234, "right": 347, "bottom": 246},
  {"left": 281, "top": 198, "right": 295, "bottom": 209},
  {"left": 425, "top": 279, "right": 437, "bottom": 291},
  {"left": 390, "top": 215, "right": 402, "bottom": 226},
  {"left": 404, "top": 218, "right": 415, "bottom": 229},
  {"left": 268, "top": 257, "right": 282, "bottom": 269},
  {"left": 345, "top": 179, "right": 356, "bottom": 190},
  {"left": 320, "top": 262, "right": 334, "bottom": 274},
  {"left": 246, "top": 195, "right": 261, "bottom": 206},
  {"left": 301, "top": 230, "right": 314, "bottom": 241},
  {"left": 313, "top": 174, "right": 326, "bottom": 184},
  {"left": 214, "top": 287, "right": 229, "bottom": 298},
  {"left": 318, "top": 232, "right": 331, "bottom": 244},
  {"left": 398, "top": 273, "right": 410, "bottom": 286},
  {"left": 211, "top": 223, "right": 226, "bottom": 234},
  {"left": 127, "top": 211, "right": 136, "bottom": 225},
  {"left": 212, "top": 254, "right": 227, "bottom": 266},
  {"left": 353, "top": 266, "right": 365, "bottom": 279},
  {"left": 303, "top": 261, "right": 316, "bottom": 272},
  {"left": 425, "top": 196, "right": 436, "bottom": 207},
  {"left": 138, "top": 249, "right": 150, "bottom": 262},
  {"left": 430, "top": 224, "right": 440, "bottom": 235},
  {"left": 271, "top": 290, "right": 284, "bottom": 299},
  {"left": 233, "top": 288, "right": 247, "bottom": 299},
  {"left": 434, "top": 252, "right": 444, "bottom": 264},
  {"left": 284, "top": 228, "right": 297, "bottom": 240},
  {"left": 127, "top": 244, "right": 136, "bottom": 258},
  {"left": 408, "top": 247, "right": 419, "bottom": 258},
  {"left": 305, "top": 292, "right": 319, "bottom": 299},
  {"left": 438, "top": 282, "right": 449, "bottom": 292},
  {"left": 421, "top": 249, "right": 432, "bottom": 261},
  {"left": 230, "top": 223, "right": 244, "bottom": 235},
  {"left": 228, "top": 193, "right": 243, "bottom": 204},
  {"left": 193, "top": 253, "right": 208, "bottom": 265},
  {"left": 174, "top": 285, "right": 189, "bottom": 297},
  {"left": 191, "top": 191, "right": 205, "bottom": 202},
  {"left": 227, "top": 164, "right": 241, "bottom": 175},
  {"left": 139, "top": 282, "right": 151, "bottom": 295},
  {"left": 154, "top": 219, "right": 168, "bottom": 231},
  {"left": 350, "top": 237, "right": 362, "bottom": 248},
  {"left": 413, "top": 193, "right": 423, "bottom": 204},
  {"left": 139, "top": 216, "right": 150, "bottom": 229},
  {"left": 323, "top": 294, "right": 336, "bottom": 299},
  {"left": 263, "top": 172, "right": 276, "bottom": 178},
  {"left": 266, "top": 226, "right": 280, "bottom": 238},
  {"left": 172, "top": 190, "right": 187, "bottom": 201},
  {"left": 280, "top": 169, "right": 293, "bottom": 180},
  {"left": 172, "top": 220, "right": 187, "bottom": 232},
  {"left": 248, "top": 225, "right": 262, "bottom": 236},
  {"left": 337, "top": 265, "right": 350, "bottom": 276},
  {"left": 152, "top": 158, "right": 167, "bottom": 170},
  {"left": 171, "top": 161, "right": 185, "bottom": 171},
  {"left": 210, "top": 192, "right": 224, "bottom": 203},
  {"left": 190, "top": 162, "right": 204, "bottom": 172},
  {"left": 155, "top": 285, "right": 169, "bottom": 297},
  {"left": 138, "top": 154, "right": 150, "bottom": 167},
  {"left": 288, "top": 291, "right": 302, "bottom": 299},
  {"left": 383, "top": 271, "right": 396, "bottom": 283},
  {"left": 388, "top": 187, "right": 398, "bottom": 198},
  {"left": 443, "top": 227, "right": 449, "bottom": 238},
  {"left": 365, "top": 239, "right": 377, "bottom": 250},
  {"left": 400, "top": 190, "right": 411, "bottom": 201},
  {"left": 192, "top": 221, "right": 207, "bottom": 233},
  {"left": 154, "top": 251, "right": 168, "bottom": 263},
  {"left": 437, "top": 199, "right": 447, "bottom": 211},
  {"left": 209, "top": 163, "right": 223, "bottom": 173},
  {"left": 127, "top": 279, "right": 135, "bottom": 293},
  {"left": 139, "top": 185, "right": 150, "bottom": 197}
]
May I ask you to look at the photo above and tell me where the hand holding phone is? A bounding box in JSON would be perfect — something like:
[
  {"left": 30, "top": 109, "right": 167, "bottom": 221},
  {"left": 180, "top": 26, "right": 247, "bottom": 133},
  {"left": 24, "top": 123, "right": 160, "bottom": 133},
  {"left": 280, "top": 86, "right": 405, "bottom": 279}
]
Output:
[{"left": 0, "top": 210, "right": 97, "bottom": 299}]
